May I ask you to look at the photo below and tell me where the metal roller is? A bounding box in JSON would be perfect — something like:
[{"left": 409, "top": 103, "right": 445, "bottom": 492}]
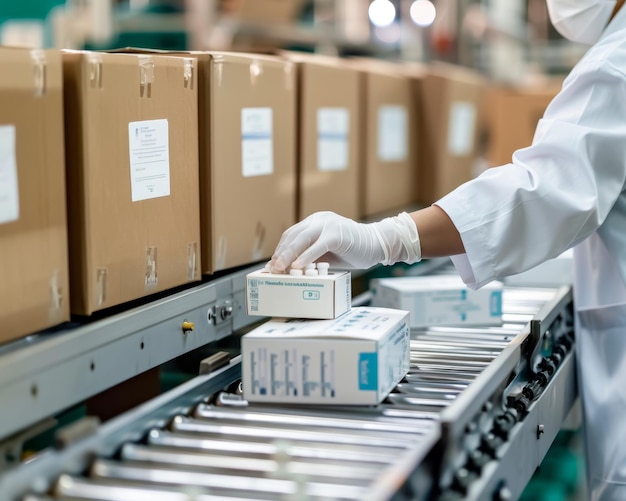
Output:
[
  {"left": 168, "top": 416, "right": 421, "bottom": 449},
  {"left": 146, "top": 430, "right": 401, "bottom": 465},
  {"left": 53, "top": 475, "right": 202, "bottom": 501},
  {"left": 90, "top": 459, "right": 368, "bottom": 500},
  {"left": 192, "top": 405, "right": 430, "bottom": 434},
  {"left": 119, "top": 443, "right": 382, "bottom": 483}
]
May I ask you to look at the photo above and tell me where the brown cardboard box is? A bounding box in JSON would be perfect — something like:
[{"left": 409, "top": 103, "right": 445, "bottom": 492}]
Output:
[
  {"left": 485, "top": 81, "right": 562, "bottom": 167},
  {"left": 194, "top": 51, "right": 297, "bottom": 273},
  {"left": 0, "top": 48, "right": 70, "bottom": 343},
  {"left": 220, "top": 0, "right": 306, "bottom": 51},
  {"left": 106, "top": 50, "right": 296, "bottom": 274},
  {"left": 63, "top": 51, "right": 201, "bottom": 315},
  {"left": 234, "top": 0, "right": 305, "bottom": 24},
  {"left": 351, "top": 58, "right": 418, "bottom": 218},
  {"left": 412, "top": 62, "right": 485, "bottom": 205},
  {"left": 281, "top": 51, "right": 361, "bottom": 221}
]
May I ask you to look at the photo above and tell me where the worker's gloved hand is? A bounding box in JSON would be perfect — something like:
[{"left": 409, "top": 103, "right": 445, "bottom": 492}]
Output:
[{"left": 269, "top": 211, "right": 422, "bottom": 272}]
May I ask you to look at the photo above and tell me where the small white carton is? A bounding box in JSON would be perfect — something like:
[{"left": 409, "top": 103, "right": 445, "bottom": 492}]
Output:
[
  {"left": 242, "top": 307, "right": 410, "bottom": 405},
  {"left": 371, "top": 275, "right": 503, "bottom": 328},
  {"left": 246, "top": 268, "right": 351, "bottom": 319}
]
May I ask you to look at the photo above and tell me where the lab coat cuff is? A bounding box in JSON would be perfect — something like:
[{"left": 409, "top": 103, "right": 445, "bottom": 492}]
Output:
[
  {"left": 434, "top": 195, "right": 498, "bottom": 290},
  {"left": 448, "top": 254, "right": 476, "bottom": 287}
]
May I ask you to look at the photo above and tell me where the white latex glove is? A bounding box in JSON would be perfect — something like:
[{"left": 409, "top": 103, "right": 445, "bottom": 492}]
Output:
[{"left": 270, "top": 211, "right": 422, "bottom": 272}]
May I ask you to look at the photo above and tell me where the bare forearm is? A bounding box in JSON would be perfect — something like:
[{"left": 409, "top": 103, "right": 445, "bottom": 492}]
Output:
[{"left": 409, "top": 205, "right": 465, "bottom": 258}]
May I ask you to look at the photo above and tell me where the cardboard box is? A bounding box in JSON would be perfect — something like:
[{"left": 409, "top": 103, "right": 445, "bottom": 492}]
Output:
[
  {"left": 0, "top": 48, "right": 70, "bottom": 343},
  {"left": 220, "top": 1, "right": 307, "bottom": 52},
  {"left": 63, "top": 50, "right": 202, "bottom": 315},
  {"left": 242, "top": 307, "right": 410, "bottom": 405},
  {"left": 351, "top": 58, "right": 418, "bottom": 218},
  {"left": 108, "top": 50, "right": 297, "bottom": 274},
  {"left": 485, "top": 81, "right": 562, "bottom": 167},
  {"left": 281, "top": 51, "right": 361, "bottom": 221},
  {"left": 371, "top": 275, "right": 503, "bottom": 328},
  {"left": 192, "top": 51, "right": 297, "bottom": 273},
  {"left": 246, "top": 265, "right": 351, "bottom": 319},
  {"left": 233, "top": 0, "right": 305, "bottom": 24},
  {"left": 410, "top": 62, "right": 485, "bottom": 205}
]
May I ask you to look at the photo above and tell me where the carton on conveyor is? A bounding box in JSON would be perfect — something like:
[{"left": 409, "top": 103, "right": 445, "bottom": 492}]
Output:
[
  {"left": 242, "top": 307, "right": 410, "bottom": 405},
  {"left": 371, "top": 275, "right": 503, "bottom": 328}
]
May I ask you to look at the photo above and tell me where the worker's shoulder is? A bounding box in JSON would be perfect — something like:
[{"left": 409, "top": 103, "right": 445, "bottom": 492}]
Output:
[
  {"left": 571, "top": 33, "right": 626, "bottom": 83},
  {"left": 586, "top": 17, "right": 626, "bottom": 76}
]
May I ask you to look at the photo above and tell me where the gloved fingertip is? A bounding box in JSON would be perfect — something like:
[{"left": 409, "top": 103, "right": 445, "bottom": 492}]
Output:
[
  {"left": 291, "top": 258, "right": 308, "bottom": 270},
  {"left": 270, "top": 257, "right": 287, "bottom": 273}
]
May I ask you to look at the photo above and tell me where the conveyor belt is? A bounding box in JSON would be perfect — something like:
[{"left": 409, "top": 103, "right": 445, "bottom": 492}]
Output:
[{"left": 3, "top": 285, "right": 576, "bottom": 501}]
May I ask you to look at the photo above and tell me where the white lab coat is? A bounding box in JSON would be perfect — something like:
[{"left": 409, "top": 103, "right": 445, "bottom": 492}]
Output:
[{"left": 436, "top": 7, "right": 626, "bottom": 500}]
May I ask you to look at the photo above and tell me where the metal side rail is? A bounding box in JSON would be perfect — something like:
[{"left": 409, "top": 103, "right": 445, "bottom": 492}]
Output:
[
  {"left": 0, "top": 284, "right": 575, "bottom": 501},
  {"left": 436, "top": 286, "right": 576, "bottom": 500}
]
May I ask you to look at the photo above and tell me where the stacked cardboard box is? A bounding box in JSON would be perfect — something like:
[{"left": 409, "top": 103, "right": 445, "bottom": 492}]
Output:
[
  {"left": 282, "top": 51, "right": 361, "bottom": 220},
  {"left": 351, "top": 58, "right": 418, "bottom": 218},
  {"left": 484, "top": 80, "right": 562, "bottom": 167},
  {"left": 0, "top": 48, "right": 70, "bottom": 343},
  {"left": 63, "top": 51, "right": 201, "bottom": 315},
  {"left": 105, "top": 49, "right": 297, "bottom": 274},
  {"left": 232, "top": 0, "right": 305, "bottom": 24},
  {"left": 410, "top": 62, "right": 485, "bottom": 205},
  {"left": 193, "top": 51, "right": 297, "bottom": 273}
]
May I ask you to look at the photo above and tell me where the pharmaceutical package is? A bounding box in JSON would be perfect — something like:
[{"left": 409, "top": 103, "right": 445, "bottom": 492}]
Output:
[
  {"left": 246, "top": 265, "right": 351, "bottom": 320},
  {"left": 371, "top": 275, "right": 503, "bottom": 328},
  {"left": 242, "top": 307, "right": 410, "bottom": 405}
]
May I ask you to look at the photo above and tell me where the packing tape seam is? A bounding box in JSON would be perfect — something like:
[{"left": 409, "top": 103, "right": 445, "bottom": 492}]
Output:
[
  {"left": 250, "top": 59, "right": 262, "bottom": 87},
  {"left": 183, "top": 57, "right": 194, "bottom": 89},
  {"left": 30, "top": 49, "right": 46, "bottom": 96},
  {"left": 49, "top": 269, "right": 62, "bottom": 314},
  {"left": 87, "top": 53, "right": 103, "bottom": 89},
  {"left": 188, "top": 241, "right": 198, "bottom": 281},
  {"left": 96, "top": 267, "right": 108, "bottom": 308},
  {"left": 145, "top": 246, "right": 158, "bottom": 289},
  {"left": 138, "top": 55, "right": 155, "bottom": 88}
]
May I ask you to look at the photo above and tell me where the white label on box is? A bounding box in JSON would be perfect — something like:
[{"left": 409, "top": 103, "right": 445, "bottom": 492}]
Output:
[
  {"left": 317, "top": 107, "right": 349, "bottom": 171},
  {"left": 242, "top": 107, "right": 274, "bottom": 177},
  {"left": 447, "top": 102, "right": 476, "bottom": 156},
  {"left": 128, "top": 119, "right": 171, "bottom": 202},
  {"left": 0, "top": 125, "right": 19, "bottom": 225},
  {"left": 377, "top": 105, "right": 408, "bottom": 162}
]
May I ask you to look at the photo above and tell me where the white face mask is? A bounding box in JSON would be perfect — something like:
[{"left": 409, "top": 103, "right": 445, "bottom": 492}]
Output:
[{"left": 546, "top": 0, "right": 616, "bottom": 45}]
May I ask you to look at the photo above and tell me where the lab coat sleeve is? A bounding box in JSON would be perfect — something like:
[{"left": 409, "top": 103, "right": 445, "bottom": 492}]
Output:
[{"left": 435, "top": 57, "right": 626, "bottom": 289}]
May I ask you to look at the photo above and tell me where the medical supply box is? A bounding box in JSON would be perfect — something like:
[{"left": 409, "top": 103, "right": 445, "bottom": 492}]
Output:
[
  {"left": 371, "top": 275, "right": 503, "bottom": 328},
  {"left": 246, "top": 266, "right": 351, "bottom": 319},
  {"left": 242, "top": 307, "right": 410, "bottom": 405}
]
